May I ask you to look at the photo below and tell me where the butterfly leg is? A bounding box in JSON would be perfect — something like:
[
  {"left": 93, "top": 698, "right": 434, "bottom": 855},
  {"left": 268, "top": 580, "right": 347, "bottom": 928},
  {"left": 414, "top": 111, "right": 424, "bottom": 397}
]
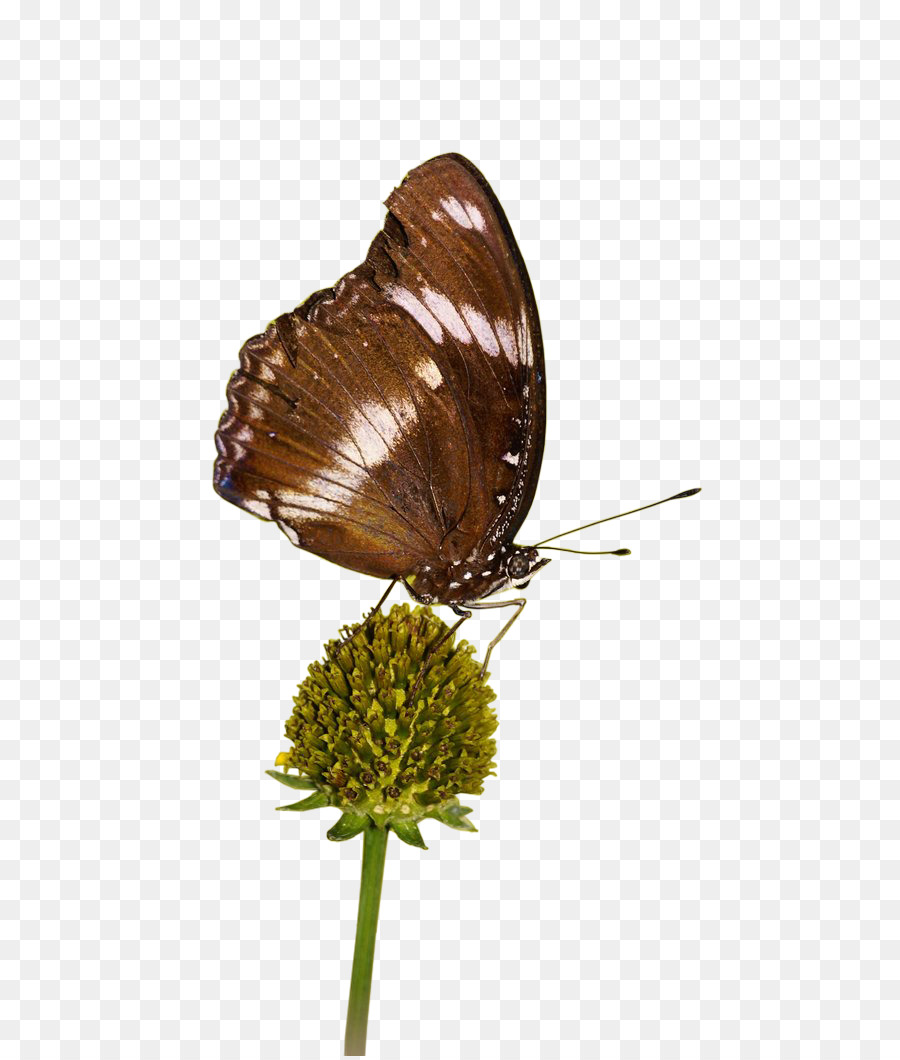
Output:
[
  {"left": 327, "top": 578, "right": 399, "bottom": 662},
  {"left": 465, "top": 597, "right": 527, "bottom": 677},
  {"left": 406, "top": 603, "right": 472, "bottom": 701},
  {"left": 428, "top": 604, "right": 473, "bottom": 662}
]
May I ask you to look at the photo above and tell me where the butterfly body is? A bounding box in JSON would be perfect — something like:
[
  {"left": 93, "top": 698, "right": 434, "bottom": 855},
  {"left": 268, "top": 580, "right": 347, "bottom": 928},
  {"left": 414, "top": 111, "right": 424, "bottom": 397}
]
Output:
[
  {"left": 214, "top": 153, "right": 549, "bottom": 615},
  {"left": 405, "top": 543, "right": 550, "bottom": 606}
]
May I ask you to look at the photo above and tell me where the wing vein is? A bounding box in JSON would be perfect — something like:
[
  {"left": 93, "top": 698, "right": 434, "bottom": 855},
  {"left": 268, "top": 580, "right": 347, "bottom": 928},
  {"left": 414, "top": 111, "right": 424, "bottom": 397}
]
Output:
[
  {"left": 222, "top": 401, "right": 436, "bottom": 550},
  {"left": 348, "top": 282, "right": 450, "bottom": 531},
  {"left": 317, "top": 302, "right": 436, "bottom": 499},
  {"left": 351, "top": 284, "right": 478, "bottom": 540},
  {"left": 399, "top": 184, "right": 517, "bottom": 401},
  {"left": 279, "top": 318, "right": 429, "bottom": 488},
  {"left": 221, "top": 461, "right": 427, "bottom": 554},
  {"left": 236, "top": 354, "right": 439, "bottom": 542}
]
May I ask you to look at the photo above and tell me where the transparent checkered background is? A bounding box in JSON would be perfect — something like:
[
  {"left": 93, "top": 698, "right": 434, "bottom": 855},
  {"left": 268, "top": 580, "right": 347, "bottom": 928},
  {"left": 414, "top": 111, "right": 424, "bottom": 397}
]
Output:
[{"left": 2, "top": 4, "right": 894, "bottom": 1058}]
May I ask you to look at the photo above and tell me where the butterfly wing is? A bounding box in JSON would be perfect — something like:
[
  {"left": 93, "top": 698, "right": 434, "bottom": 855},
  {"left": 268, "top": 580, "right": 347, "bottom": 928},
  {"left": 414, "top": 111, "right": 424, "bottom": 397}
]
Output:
[
  {"left": 213, "top": 153, "right": 545, "bottom": 580},
  {"left": 214, "top": 273, "right": 468, "bottom": 580},
  {"left": 383, "top": 153, "right": 546, "bottom": 555}
]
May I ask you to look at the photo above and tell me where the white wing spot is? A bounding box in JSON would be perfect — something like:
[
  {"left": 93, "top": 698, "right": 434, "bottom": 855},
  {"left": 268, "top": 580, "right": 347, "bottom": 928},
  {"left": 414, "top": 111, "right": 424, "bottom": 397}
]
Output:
[
  {"left": 496, "top": 319, "right": 518, "bottom": 365},
  {"left": 422, "top": 286, "right": 470, "bottom": 343},
  {"left": 440, "top": 196, "right": 473, "bottom": 228},
  {"left": 386, "top": 285, "right": 444, "bottom": 344},
  {"left": 466, "top": 202, "right": 486, "bottom": 231},
  {"left": 337, "top": 398, "right": 417, "bottom": 468},
  {"left": 461, "top": 304, "right": 500, "bottom": 356},
  {"left": 517, "top": 306, "right": 534, "bottom": 367},
  {"left": 277, "top": 468, "right": 364, "bottom": 516},
  {"left": 502, "top": 452, "right": 519, "bottom": 466},
  {"left": 413, "top": 356, "right": 443, "bottom": 390},
  {"left": 244, "top": 497, "right": 270, "bottom": 518},
  {"left": 279, "top": 522, "right": 300, "bottom": 546}
]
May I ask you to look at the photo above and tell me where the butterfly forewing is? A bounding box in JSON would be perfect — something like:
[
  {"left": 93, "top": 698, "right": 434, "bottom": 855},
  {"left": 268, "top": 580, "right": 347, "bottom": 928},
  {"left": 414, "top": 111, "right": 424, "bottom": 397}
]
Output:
[
  {"left": 383, "top": 155, "right": 545, "bottom": 549},
  {"left": 214, "top": 153, "right": 545, "bottom": 591}
]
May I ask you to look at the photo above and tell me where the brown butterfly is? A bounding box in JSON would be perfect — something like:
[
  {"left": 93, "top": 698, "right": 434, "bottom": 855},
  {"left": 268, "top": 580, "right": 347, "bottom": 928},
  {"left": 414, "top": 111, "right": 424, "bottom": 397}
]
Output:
[{"left": 214, "top": 153, "right": 698, "bottom": 671}]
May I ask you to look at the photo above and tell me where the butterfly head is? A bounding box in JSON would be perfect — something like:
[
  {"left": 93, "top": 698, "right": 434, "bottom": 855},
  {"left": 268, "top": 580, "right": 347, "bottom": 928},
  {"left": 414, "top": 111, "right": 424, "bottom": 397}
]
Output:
[{"left": 505, "top": 547, "right": 550, "bottom": 590}]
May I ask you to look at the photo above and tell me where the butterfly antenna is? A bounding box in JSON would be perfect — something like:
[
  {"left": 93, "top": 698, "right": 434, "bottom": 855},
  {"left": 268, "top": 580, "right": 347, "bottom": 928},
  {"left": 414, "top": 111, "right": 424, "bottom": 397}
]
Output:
[
  {"left": 537, "top": 546, "right": 632, "bottom": 556},
  {"left": 533, "top": 488, "right": 701, "bottom": 548}
]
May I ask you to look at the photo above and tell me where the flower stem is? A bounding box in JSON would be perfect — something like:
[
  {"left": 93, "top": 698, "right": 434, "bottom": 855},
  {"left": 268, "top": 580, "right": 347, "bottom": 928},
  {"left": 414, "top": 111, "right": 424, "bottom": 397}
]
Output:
[{"left": 344, "top": 824, "right": 389, "bottom": 1056}]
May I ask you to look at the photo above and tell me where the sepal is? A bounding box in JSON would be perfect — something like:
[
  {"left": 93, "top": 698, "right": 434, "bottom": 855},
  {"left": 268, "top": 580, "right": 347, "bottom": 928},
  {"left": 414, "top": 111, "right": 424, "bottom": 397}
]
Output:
[
  {"left": 277, "top": 791, "right": 331, "bottom": 812},
  {"left": 327, "top": 812, "right": 370, "bottom": 842},
  {"left": 266, "top": 769, "right": 317, "bottom": 790},
  {"left": 424, "top": 802, "right": 477, "bottom": 832},
  {"left": 391, "top": 818, "right": 427, "bottom": 849}
]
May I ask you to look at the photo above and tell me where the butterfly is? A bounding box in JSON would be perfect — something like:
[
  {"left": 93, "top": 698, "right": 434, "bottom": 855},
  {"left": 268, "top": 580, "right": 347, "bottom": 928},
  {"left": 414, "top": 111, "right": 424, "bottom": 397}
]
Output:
[{"left": 214, "top": 153, "right": 699, "bottom": 672}]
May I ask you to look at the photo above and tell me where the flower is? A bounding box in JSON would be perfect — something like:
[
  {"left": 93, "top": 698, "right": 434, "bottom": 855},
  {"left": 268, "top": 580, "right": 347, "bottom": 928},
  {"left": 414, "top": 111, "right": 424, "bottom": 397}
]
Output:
[{"left": 267, "top": 603, "right": 498, "bottom": 848}]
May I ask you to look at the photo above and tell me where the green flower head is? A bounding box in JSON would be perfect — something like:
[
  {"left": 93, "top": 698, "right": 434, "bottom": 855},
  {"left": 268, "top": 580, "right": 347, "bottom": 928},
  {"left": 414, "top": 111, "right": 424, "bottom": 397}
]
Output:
[{"left": 268, "top": 603, "right": 498, "bottom": 848}]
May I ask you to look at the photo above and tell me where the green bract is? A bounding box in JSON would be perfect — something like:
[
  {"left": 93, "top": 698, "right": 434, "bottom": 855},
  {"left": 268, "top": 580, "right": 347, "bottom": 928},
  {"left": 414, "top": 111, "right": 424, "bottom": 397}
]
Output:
[{"left": 268, "top": 603, "right": 498, "bottom": 848}]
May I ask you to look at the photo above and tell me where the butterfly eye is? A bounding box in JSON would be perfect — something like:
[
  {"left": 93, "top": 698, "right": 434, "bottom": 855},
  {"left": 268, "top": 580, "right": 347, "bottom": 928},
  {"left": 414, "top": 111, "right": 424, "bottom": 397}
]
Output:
[{"left": 507, "top": 552, "right": 530, "bottom": 580}]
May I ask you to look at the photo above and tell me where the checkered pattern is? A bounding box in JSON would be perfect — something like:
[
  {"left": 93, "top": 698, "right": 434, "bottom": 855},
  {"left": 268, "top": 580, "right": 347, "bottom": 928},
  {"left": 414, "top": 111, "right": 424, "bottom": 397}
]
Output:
[{"left": 3, "top": 4, "right": 893, "bottom": 1058}]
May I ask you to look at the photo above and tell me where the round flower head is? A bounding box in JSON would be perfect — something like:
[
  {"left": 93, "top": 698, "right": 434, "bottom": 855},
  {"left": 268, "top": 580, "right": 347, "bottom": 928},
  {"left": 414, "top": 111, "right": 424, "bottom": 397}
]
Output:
[{"left": 268, "top": 604, "right": 498, "bottom": 847}]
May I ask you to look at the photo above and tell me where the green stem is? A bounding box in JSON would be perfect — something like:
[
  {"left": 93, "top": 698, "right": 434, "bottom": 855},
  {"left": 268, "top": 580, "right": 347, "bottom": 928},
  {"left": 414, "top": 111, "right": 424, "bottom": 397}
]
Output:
[{"left": 344, "top": 824, "right": 389, "bottom": 1056}]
